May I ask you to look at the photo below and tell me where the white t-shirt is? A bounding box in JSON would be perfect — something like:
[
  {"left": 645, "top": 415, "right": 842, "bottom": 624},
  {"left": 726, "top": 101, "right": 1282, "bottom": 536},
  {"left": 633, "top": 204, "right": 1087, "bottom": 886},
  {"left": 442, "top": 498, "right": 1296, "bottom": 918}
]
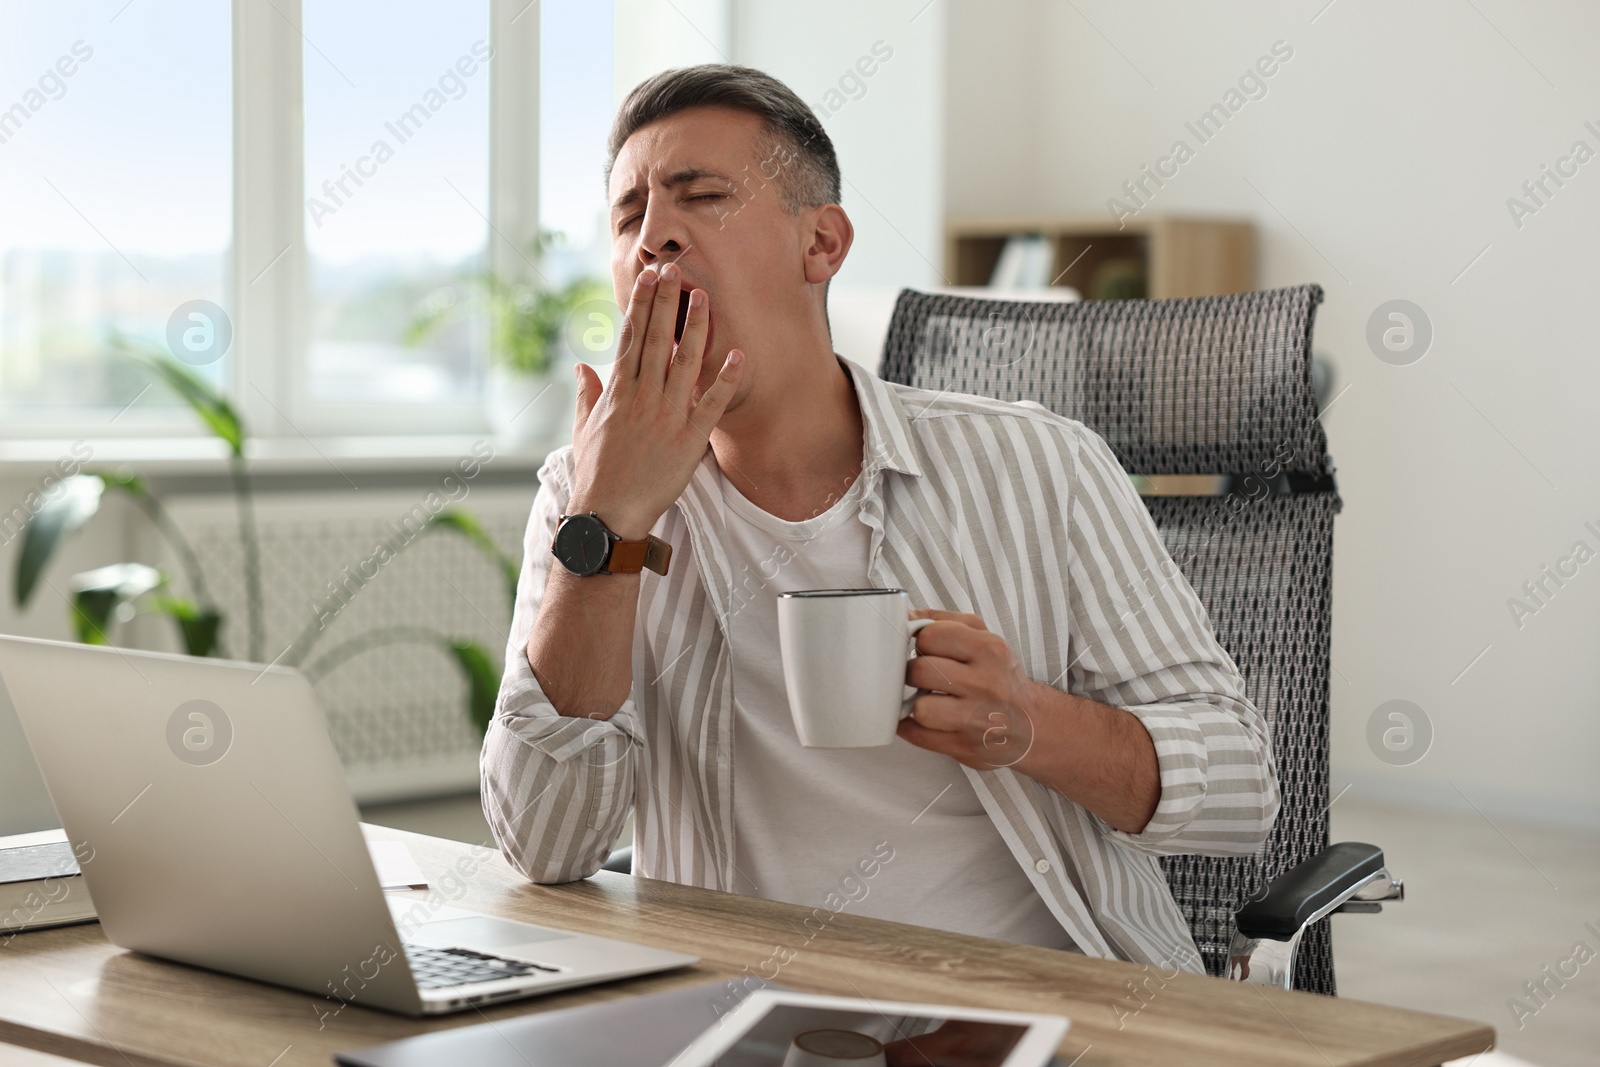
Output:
[{"left": 721, "top": 470, "right": 1075, "bottom": 949}]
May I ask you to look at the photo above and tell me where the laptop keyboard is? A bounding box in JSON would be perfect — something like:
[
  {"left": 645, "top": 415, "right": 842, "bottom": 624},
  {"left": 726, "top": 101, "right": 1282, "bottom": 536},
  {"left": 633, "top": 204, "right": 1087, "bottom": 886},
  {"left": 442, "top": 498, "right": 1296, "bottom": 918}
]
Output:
[{"left": 403, "top": 943, "right": 561, "bottom": 989}]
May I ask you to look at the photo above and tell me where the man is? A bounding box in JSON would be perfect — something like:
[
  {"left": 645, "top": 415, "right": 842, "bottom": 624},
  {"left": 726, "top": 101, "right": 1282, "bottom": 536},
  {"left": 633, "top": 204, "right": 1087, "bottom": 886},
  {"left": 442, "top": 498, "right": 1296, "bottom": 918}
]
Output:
[{"left": 481, "top": 64, "right": 1279, "bottom": 971}]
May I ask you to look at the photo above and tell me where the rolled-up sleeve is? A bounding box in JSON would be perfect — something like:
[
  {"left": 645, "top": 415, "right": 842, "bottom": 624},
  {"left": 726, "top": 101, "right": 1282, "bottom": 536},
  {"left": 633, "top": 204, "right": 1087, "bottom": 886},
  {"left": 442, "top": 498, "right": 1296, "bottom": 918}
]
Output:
[
  {"left": 1063, "top": 428, "right": 1280, "bottom": 857},
  {"left": 479, "top": 447, "right": 642, "bottom": 883}
]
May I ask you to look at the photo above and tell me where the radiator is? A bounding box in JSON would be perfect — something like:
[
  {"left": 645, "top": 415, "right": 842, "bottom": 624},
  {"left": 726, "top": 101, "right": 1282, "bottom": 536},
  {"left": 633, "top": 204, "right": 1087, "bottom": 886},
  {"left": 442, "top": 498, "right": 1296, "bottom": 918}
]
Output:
[{"left": 144, "top": 483, "right": 533, "bottom": 804}]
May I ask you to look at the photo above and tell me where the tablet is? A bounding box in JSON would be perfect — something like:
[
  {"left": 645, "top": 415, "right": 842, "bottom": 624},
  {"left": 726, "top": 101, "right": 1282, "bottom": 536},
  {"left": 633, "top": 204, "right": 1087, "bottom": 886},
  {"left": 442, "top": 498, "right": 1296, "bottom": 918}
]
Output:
[{"left": 665, "top": 988, "right": 1070, "bottom": 1067}]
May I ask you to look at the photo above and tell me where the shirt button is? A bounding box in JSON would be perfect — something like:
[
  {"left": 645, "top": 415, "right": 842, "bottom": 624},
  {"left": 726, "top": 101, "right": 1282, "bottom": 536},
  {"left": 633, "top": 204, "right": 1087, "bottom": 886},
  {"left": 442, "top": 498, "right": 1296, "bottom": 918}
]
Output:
[{"left": 1034, "top": 859, "right": 1051, "bottom": 875}]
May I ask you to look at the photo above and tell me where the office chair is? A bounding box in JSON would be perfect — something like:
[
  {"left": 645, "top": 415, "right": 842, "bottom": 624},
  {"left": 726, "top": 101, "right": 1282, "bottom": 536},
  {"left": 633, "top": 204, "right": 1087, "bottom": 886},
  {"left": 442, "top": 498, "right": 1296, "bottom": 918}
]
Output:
[{"left": 874, "top": 283, "right": 1401, "bottom": 995}]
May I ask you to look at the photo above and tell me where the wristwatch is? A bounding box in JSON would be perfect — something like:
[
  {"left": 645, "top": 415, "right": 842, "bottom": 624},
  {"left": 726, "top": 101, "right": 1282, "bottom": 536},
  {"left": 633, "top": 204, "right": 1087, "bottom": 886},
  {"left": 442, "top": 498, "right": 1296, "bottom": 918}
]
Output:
[{"left": 552, "top": 512, "right": 672, "bottom": 577}]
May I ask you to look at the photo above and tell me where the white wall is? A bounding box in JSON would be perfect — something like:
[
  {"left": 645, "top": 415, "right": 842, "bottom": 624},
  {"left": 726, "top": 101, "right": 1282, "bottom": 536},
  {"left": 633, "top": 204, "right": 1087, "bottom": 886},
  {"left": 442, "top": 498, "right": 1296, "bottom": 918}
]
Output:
[
  {"left": 947, "top": 0, "right": 1600, "bottom": 828},
  {"left": 612, "top": 0, "right": 945, "bottom": 364},
  {"left": 733, "top": 0, "right": 944, "bottom": 292},
  {"left": 613, "top": 0, "right": 944, "bottom": 292},
  {"left": 613, "top": 0, "right": 731, "bottom": 103}
]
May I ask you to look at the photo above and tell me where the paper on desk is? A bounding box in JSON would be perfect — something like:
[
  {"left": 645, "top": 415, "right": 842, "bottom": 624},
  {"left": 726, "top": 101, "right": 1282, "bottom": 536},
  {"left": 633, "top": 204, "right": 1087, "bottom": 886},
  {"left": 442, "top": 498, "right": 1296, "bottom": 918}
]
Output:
[{"left": 367, "top": 840, "right": 429, "bottom": 891}]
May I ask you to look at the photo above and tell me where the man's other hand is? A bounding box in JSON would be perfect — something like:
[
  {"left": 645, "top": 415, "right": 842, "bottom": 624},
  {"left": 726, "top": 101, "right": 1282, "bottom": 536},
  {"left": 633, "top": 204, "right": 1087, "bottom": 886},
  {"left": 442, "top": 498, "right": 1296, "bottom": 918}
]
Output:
[{"left": 898, "top": 609, "right": 1039, "bottom": 771}]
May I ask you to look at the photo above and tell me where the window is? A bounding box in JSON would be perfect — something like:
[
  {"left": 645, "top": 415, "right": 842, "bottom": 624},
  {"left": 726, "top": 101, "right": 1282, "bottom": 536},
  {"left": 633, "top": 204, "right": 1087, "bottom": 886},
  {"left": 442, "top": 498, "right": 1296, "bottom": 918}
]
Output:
[
  {"left": 1, "top": 0, "right": 541, "bottom": 444},
  {"left": 301, "top": 1, "right": 491, "bottom": 408},
  {"left": 0, "top": 0, "right": 231, "bottom": 429}
]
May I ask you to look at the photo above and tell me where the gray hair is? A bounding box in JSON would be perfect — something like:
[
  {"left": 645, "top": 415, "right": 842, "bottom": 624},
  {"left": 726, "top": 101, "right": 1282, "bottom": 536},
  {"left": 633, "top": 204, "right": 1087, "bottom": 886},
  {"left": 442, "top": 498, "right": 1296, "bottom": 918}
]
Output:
[{"left": 606, "top": 64, "right": 841, "bottom": 213}]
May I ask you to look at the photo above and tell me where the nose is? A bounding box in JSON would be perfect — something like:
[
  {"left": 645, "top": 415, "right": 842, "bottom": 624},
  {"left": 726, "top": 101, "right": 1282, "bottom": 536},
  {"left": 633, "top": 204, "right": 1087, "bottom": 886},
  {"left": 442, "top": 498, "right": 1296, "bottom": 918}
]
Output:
[{"left": 635, "top": 199, "right": 689, "bottom": 269}]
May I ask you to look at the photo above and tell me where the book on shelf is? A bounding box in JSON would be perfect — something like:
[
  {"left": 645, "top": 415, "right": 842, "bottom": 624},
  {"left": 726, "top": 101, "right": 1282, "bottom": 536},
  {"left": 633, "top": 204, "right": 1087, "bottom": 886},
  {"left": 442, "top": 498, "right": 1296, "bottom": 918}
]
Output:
[
  {"left": 988, "top": 233, "right": 1055, "bottom": 289},
  {"left": 0, "top": 827, "right": 97, "bottom": 935}
]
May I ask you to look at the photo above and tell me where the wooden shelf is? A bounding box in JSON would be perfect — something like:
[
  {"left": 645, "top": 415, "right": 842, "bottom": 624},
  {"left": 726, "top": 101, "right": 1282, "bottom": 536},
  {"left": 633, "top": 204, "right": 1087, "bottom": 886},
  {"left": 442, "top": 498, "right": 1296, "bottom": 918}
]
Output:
[{"left": 946, "top": 215, "right": 1255, "bottom": 300}]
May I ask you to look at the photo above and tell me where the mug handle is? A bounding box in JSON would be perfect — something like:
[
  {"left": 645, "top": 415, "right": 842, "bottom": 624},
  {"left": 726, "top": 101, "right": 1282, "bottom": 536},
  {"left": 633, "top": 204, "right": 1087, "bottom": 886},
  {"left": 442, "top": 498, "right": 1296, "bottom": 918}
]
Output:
[{"left": 900, "top": 617, "right": 935, "bottom": 719}]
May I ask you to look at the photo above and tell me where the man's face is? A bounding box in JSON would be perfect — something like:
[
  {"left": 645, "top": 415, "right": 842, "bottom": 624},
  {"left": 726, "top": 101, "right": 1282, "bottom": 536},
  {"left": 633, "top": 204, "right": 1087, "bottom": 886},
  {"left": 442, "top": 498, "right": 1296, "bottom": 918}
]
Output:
[{"left": 608, "top": 106, "right": 808, "bottom": 399}]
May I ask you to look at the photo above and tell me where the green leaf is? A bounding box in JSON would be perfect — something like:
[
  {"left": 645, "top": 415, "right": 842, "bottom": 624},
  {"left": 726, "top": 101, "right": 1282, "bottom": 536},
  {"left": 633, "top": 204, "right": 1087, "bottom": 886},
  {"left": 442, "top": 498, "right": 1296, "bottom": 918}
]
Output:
[
  {"left": 120, "top": 343, "right": 245, "bottom": 456},
  {"left": 68, "top": 563, "right": 162, "bottom": 645},
  {"left": 428, "top": 509, "right": 519, "bottom": 609},
  {"left": 403, "top": 254, "right": 610, "bottom": 376},
  {"left": 72, "top": 590, "right": 117, "bottom": 645},
  {"left": 300, "top": 627, "right": 500, "bottom": 736},
  {"left": 184, "top": 610, "right": 224, "bottom": 658},
  {"left": 150, "top": 596, "right": 224, "bottom": 658},
  {"left": 446, "top": 639, "right": 498, "bottom": 736},
  {"left": 95, "top": 468, "right": 152, "bottom": 499},
  {"left": 14, "top": 475, "right": 106, "bottom": 608}
]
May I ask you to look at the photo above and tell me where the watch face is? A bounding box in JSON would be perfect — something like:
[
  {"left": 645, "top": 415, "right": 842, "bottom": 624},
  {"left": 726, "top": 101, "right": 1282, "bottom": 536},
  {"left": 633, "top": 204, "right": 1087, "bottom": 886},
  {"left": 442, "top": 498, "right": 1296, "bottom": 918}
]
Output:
[{"left": 554, "top": 514, "right": 611, "bottom": 576}]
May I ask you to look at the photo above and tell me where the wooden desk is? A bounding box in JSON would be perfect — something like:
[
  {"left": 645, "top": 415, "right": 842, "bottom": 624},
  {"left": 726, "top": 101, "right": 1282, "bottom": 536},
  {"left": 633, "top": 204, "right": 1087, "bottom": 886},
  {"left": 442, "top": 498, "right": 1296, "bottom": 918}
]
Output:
[
  {"left": 0, "top": 1045, "right": 94, "bottom": 1067},
  {"left": 0, "top": 827, "right": 1493, "bottom": 1067}
]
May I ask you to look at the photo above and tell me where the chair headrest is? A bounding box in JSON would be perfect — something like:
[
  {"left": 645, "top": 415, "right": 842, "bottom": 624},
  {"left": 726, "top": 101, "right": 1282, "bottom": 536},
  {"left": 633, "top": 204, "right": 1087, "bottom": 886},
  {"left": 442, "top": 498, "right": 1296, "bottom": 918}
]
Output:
[{"left": 879, "top": 284, "right": 1329, "bottom": 478}]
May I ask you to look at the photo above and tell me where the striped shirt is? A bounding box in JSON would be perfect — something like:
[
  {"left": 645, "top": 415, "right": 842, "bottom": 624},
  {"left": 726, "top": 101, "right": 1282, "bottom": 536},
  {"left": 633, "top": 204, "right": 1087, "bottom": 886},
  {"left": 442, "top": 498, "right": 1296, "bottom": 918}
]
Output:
[{"left": 481, "top": 358, "right": 1280, "bottom": 972}]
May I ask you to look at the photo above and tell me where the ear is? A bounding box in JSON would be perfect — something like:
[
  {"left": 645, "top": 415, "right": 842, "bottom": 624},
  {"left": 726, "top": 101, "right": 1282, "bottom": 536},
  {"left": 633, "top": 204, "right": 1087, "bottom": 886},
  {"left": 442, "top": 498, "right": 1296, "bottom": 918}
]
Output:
[{"left": 802, "top": 204, "right": 854, "bottom": 285}]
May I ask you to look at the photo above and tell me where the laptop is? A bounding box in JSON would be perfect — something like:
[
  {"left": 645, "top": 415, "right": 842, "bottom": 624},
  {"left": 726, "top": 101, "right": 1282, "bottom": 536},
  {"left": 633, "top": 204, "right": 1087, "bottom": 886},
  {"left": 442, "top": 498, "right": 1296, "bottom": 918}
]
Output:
[{"left": 0, "top": 634, "right": 696, "bottom": 1016}]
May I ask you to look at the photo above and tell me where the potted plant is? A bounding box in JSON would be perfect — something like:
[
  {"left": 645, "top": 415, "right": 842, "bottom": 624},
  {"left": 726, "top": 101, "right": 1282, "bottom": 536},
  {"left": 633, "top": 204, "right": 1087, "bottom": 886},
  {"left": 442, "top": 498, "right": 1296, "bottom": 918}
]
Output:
[
  {"left": 11, "top": 342, "right": 514, "bottom": 736},
  {"left": 408, "top": 244, "right": 611, "bottom": 448}
]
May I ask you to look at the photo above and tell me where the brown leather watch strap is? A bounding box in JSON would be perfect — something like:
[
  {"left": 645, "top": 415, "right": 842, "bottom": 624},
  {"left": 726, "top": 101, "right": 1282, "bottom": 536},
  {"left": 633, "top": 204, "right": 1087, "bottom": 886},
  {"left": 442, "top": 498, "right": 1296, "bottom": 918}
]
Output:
[{"left": 605, "top": 534, "right": 672, "bottom": 576}]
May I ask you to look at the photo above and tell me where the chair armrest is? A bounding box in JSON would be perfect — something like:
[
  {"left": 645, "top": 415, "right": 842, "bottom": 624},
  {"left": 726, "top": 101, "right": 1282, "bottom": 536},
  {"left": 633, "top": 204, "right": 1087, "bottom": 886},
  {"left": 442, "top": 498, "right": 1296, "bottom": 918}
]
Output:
[
  {"left": 1235, "top": 842, "right": 1393, "bottom": 939},
  {"left": 1228, "top": 841, "right": 1403, "bottom": 987}
]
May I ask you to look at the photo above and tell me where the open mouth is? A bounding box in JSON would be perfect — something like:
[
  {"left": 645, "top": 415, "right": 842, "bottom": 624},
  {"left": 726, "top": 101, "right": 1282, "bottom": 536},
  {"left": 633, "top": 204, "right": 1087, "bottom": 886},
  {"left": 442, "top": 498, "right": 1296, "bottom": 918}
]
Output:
[{"left": 674, "top": 288, "right": 690, "bottom": 343}]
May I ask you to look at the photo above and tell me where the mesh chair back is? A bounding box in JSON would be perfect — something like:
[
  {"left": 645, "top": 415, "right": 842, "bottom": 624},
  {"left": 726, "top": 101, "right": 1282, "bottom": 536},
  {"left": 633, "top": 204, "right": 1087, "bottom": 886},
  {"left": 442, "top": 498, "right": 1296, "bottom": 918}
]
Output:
[{"left": 878, "top": 285, "right": 1340, "bottom": 994}]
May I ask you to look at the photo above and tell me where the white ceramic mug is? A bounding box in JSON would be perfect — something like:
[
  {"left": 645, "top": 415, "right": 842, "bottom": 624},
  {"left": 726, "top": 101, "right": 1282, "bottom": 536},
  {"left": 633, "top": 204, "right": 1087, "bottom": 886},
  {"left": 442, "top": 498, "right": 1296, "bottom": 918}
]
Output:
[
  {"left": 782, "top": 1029, "right": 888, "bottom": 1067},
  {"left": 776, "top": 588, "right": 932, "bottom": 748}
]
